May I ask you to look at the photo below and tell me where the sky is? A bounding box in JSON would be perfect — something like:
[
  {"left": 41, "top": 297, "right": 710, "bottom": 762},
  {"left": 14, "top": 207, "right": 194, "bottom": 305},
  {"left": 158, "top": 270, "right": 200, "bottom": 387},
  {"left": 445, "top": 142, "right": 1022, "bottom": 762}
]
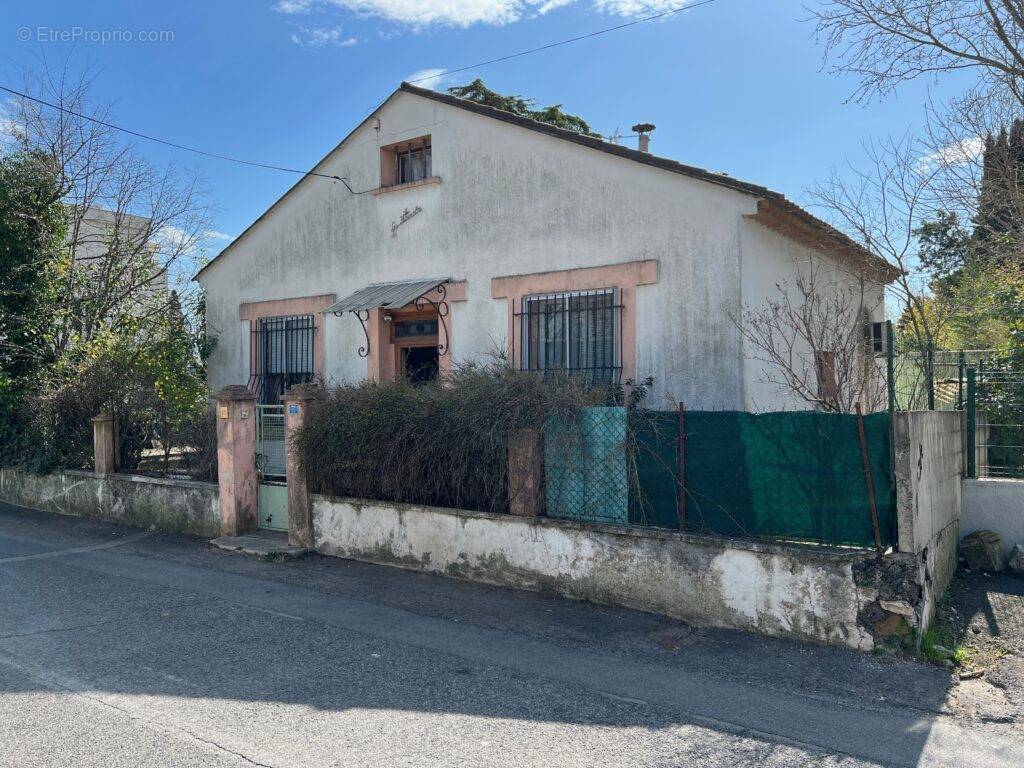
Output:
[{"left": 0, "top": 0, "right": 972, "bottom": 266}]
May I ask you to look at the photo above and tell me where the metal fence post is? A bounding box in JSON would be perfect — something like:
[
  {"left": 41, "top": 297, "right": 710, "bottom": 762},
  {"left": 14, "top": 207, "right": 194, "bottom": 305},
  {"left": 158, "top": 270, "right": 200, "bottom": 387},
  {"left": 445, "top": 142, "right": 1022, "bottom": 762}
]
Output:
[
  {"left": 927, "top": 341, "right": 935, "bottom": 411},
  {"left": 886, "top": 320, "right": 896, "bottom": 413},
  {"left": 957, "top": 350, "right": 966, "bottom": 410},
  {"left": 966, "top": 368, "right": 976, "bottom": 479}
]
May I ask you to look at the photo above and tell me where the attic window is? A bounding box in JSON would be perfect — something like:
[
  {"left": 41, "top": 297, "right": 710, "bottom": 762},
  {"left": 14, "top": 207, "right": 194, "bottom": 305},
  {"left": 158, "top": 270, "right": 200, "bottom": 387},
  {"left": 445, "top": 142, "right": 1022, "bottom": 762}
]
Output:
[{"left": 381, "top": 136, "right": 432, "bottom": 188}]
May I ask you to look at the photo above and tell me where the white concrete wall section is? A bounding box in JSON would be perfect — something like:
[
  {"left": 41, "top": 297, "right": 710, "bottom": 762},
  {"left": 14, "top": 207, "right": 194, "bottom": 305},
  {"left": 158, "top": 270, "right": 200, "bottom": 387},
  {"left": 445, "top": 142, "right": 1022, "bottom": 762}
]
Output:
[
  {"left": 892, "top": 411, "right": 964, "bottom": 630},
  {"left": 962, "top": 478, "right": 1024, "bottom": 559},
  {"left": 312, "top": 495, "right": 875, "bottom": 650}
]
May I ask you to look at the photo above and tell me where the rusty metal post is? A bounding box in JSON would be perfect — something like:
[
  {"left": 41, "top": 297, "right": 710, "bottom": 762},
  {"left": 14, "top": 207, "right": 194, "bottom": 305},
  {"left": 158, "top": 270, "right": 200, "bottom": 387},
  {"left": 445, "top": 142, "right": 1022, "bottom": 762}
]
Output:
[
  {"left": 677, "top": 401, "right": 686, "bottom": 530},
  {"left": 855, "top": 402, "right": 884, "bottom": 562}
]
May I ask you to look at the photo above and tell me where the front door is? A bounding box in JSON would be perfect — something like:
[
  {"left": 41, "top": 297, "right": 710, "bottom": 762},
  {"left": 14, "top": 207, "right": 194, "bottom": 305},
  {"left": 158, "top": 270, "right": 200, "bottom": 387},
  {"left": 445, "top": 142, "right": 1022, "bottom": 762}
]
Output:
[
  {"left": 255, "top": 404, "right": 288, "bottom": 531},
  {"left": 403, "top": 345, "right": 439, "bottom": 383}
]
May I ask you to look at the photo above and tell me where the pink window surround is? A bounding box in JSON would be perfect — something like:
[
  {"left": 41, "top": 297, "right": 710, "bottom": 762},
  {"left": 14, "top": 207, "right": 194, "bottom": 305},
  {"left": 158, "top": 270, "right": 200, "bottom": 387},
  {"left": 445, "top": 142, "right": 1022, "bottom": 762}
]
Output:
[
  {"left": 365, "top": 281, "right": 468, "bottom": 382},
  {"left": 238, "top": 294, "right": 336, "bottom": 382},
  {"left": 490, "top": 260, "right": 658, "bottom": 384}
]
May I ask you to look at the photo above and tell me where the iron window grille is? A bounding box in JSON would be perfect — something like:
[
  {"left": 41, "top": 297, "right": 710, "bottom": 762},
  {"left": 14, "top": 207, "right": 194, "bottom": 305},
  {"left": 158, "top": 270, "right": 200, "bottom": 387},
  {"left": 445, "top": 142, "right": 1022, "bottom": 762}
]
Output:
[
  {"left": 517, "top": 289, "right": 623, "bottom": 385},
  {"left": 249, "top": 314, "right": 315, "bottom": 404},
  {"left": 396, "top": 142, "right": 431, "bottom": 184}
]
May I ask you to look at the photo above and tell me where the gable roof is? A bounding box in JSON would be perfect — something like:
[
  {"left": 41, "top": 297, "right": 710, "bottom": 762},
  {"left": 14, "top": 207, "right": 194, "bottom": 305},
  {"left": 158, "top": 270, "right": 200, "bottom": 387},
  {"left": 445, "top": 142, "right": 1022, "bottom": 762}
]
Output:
[{"left": 195, "top": 82, "right": 899, "bottom": 282}]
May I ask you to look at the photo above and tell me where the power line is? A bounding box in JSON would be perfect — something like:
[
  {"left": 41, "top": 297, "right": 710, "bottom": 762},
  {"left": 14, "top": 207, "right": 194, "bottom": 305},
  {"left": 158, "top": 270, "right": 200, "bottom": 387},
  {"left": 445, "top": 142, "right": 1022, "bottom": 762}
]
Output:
[
  {"left": 0, "top": 84, "right": 365, "bottom": 192},
  {"left": 408, "top": 0, "right": 722, "bottom": 84},
  {"left": 0, "top": 0, "right": 722, "bottom": 183}
]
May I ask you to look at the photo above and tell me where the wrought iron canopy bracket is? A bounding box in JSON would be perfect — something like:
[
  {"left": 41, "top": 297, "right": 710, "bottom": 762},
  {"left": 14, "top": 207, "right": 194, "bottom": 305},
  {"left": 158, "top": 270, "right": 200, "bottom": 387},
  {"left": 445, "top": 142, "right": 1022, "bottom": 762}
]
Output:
[
  {"left": 335, "top": 308, "right": 371, "bottom": 358},
  {"left": 413, "top": 282, "right": 450, "bottom": 357},
  {"left": 334, "top": 282, "right": 450, "bottom": 359}
]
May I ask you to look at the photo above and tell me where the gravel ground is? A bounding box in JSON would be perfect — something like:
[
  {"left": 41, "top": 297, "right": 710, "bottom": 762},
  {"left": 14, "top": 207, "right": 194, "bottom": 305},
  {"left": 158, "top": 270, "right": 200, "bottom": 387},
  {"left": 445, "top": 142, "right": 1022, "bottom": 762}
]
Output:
[{"left": 929, "top": 569, "right": 1024, "bottom": 725}]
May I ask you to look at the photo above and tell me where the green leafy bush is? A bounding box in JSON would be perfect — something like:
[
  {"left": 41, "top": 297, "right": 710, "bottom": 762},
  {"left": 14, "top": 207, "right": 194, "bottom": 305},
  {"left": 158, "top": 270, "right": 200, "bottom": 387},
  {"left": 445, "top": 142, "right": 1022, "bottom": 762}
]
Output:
[{"left": 293, "top": 361, "right": 605, "bottom": 513}]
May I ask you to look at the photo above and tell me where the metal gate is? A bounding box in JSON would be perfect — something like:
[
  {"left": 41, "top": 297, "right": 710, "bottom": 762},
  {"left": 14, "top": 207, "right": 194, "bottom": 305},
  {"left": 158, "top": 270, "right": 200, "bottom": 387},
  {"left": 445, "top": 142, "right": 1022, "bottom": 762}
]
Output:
[{"left": 255, "top": 404, "right": 288, "bottom": 531}]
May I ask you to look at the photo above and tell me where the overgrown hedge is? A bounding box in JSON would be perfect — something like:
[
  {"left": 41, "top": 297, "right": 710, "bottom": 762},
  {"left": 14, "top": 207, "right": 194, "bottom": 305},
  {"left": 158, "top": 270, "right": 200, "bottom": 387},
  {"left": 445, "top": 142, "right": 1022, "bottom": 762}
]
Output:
[
  {"left": 0, "top": 356, "right": 217, "bottom": 481},
  {"left": 292, "top": 361, "right": 606, "bottom": 513}
]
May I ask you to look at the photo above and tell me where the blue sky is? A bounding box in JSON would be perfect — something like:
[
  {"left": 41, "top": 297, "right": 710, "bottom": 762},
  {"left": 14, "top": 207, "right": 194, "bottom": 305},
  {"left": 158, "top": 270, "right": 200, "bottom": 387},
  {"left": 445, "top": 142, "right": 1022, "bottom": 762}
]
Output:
[{"left": 1, "top": 0, "right": 969, "bottom": 260}]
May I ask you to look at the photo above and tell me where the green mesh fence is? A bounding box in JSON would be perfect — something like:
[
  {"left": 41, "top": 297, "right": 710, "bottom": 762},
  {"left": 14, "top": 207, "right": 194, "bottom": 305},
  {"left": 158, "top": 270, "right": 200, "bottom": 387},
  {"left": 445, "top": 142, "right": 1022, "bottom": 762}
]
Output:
[
  {"left": 630, "top": 410, "right": 896, "bottom": 547},
  {"left": 545, "top": 407, "right": 629, "bottom": 525}
]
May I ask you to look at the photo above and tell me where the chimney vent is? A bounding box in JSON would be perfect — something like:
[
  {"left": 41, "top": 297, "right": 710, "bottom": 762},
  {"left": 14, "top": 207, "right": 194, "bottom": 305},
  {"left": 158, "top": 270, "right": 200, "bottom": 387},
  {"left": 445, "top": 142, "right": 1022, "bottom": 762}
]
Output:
[{"left": 632, "top": 122, "right": 656, "bottom": 153}]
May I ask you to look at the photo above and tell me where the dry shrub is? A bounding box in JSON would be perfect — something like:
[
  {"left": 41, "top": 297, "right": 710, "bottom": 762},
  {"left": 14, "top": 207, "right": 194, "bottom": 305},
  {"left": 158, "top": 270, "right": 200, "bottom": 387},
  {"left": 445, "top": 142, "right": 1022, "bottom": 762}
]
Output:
[{"left": 293, "top": 360, "right": 606, "bottom": 513}]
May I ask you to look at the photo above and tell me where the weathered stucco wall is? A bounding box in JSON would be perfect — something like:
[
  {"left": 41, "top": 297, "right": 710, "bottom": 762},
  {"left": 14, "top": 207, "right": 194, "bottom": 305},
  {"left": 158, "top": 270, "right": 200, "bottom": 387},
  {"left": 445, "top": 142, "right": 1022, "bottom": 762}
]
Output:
[
  {"left": 312, "top": 494, "right": 881, "bottom": 650},
  {"left": 198, "top": 90, "right": 884, "bottom": 410},
  {"left": 893, "top": 411, "right": 964, "bottom": 629},
  {"left": 0, "top": 468, "right": 220, "bottom": 537},
  {"left": 962, "top": 478, "right": 1024, "bottom": 560}
]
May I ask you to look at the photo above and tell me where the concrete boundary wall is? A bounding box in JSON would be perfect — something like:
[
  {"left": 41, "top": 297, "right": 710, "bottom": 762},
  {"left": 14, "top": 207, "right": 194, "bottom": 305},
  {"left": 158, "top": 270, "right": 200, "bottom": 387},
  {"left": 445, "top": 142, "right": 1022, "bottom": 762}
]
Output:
[
  {"left": 962, "top": 478, "right": 1024, "bottom": 560},
  {"left": 0, "top": 468, "right": 220, "bottom": 538},
  {"left": 893, "top": 411, "right": 964, "bottom": 630},
  {"left": 312, "top": 494, "right": 886, "bottom": 650}
]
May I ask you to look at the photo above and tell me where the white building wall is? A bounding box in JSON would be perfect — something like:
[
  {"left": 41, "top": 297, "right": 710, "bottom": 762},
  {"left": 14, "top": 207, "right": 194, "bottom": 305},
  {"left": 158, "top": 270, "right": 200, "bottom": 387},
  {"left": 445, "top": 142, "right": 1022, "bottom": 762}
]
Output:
[
  {"left": 739, "top": 219, "right": 887, "bottom": 411},
  {"left": 198, "top": 90, "right": 882, "bottom": 410}
]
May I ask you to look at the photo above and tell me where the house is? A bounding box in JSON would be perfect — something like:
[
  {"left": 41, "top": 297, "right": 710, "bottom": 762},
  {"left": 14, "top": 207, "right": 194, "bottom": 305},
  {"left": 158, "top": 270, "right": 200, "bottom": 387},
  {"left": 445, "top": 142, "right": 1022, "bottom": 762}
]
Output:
[{"left": 195, "top": 82, "right": 896, "bottom": 408}]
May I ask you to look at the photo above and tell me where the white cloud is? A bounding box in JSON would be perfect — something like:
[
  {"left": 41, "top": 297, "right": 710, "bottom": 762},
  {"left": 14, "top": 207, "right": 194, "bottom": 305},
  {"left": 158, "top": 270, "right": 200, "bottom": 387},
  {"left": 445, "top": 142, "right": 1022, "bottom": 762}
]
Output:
[
  {"left": 274, "top": 0, "right": 586, "bottom": 28},
  {"left": 290, "top": 25, "right": 358, "bottom": 46},
  {"left": 273, "top": 0, "right": 687, "bottom": 33},
  {"left": 405, "top": 68, "right": 449, "bottom": 90},
  {"left": 204, "top": 230, "right": 236, "bottom": 242},
  {"left": 591, "top": 0, "right": 686, "bottom": 17},
  {"left": 919, "top": 136, "right": 985, "bottom": 168},
  {"left": 274, "top": 0, "right": 313, "bottom": 12},
  {"left": 0, "top": 98, "right": 23, "bottom": 140}
]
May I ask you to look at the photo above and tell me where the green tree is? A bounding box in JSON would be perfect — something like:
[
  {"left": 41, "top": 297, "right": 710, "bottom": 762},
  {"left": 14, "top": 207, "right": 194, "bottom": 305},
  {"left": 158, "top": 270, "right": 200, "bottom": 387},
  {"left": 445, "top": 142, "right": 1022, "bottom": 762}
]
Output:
[
  {"left": 447, "top": 79, "right": 600, "bottom": 137},
  {"left": 0, "top": 149, "right": 66, "bottom": 381}
]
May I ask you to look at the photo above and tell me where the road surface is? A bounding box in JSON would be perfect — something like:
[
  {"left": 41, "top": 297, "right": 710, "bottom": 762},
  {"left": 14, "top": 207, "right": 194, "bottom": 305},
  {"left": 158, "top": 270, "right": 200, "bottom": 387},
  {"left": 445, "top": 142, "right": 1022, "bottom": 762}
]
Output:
[{"left": 0, "top": 502, "right": 1019, "bottom": 767}]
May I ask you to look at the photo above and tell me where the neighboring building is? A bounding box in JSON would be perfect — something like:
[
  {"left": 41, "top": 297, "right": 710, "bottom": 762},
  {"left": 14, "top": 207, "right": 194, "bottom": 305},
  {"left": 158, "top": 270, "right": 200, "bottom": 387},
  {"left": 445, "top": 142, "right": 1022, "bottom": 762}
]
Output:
[
  {"left": 195, "top": 82, "right": 896, "bottom": 408},
  {"left": 70, "top": 206, "right": 168, "bottom": 296}
]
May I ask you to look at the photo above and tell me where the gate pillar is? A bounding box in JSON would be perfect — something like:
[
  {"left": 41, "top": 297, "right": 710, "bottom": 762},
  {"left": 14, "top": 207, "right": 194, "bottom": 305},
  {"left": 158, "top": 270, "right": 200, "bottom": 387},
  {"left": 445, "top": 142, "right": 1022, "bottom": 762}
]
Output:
[
  {"left": 282, "top": 383, "right": 324, "bottom": 548},
  {"left": 215, "top": 385, "right": 258, "bottom": 536}
]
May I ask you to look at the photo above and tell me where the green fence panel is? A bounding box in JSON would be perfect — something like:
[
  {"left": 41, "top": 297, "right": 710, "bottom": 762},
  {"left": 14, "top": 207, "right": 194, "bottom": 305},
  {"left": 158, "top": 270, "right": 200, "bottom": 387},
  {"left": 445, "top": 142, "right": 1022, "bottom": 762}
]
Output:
[
  {"left": 679, "top": 410, "right": 896, "bottom": 547},
  {"left": 628, "top": 411, "right": 680, "bottom": 528},
  {"left": 545, "top": 407, "right": 629, "bottom": 525}
]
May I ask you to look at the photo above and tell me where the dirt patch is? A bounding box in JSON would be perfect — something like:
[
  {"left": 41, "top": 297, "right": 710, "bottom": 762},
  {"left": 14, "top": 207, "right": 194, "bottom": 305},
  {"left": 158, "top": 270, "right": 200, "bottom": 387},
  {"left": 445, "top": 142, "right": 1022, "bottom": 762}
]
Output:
[{"left": 928, "top": 569, "right": 1024, "bottom": 723}]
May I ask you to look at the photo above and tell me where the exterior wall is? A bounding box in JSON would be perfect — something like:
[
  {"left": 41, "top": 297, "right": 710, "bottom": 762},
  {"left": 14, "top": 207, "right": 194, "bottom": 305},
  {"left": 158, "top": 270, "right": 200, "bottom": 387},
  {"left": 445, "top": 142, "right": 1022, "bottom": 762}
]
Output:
[
  {"left": 893, "top": 411, "right": 964, "bottom": 629},
  {"left": 962, "top": 478, "right": 1024, "bottom": 560},
  {"left": 311, "top": 494, "right": 877, "bottom": 650},
  {"left": 0, "top": 468, "right": 220, "bottom": 538},
  {"left": 738, "top": 219, "right": 887, "bottom": 412},
  {"left": 198, "top": 91, "right": 884, "bottom": 408}
]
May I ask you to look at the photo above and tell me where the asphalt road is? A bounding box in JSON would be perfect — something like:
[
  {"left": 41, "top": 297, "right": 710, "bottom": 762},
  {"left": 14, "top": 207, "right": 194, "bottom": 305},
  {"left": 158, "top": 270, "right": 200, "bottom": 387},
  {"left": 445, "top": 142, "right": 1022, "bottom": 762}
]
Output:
[{"left": 0, "top": 502, "right": 1020, "bottom": 767}]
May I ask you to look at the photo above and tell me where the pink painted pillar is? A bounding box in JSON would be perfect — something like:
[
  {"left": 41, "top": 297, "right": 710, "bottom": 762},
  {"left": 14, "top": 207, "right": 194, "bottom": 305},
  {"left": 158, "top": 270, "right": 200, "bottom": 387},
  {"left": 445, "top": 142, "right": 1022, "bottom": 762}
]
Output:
[
  {"left": 91, "top": 413, "right": 116, "bottom": 476},
  {"left": 508, "top": 427, "right": 544, "bottom": 517},
  {"left": 214, "top": 386, "right": 258, "bottom": 537},
  {"left": 282, "top": 383, "right": 324, "bottom": 548}
]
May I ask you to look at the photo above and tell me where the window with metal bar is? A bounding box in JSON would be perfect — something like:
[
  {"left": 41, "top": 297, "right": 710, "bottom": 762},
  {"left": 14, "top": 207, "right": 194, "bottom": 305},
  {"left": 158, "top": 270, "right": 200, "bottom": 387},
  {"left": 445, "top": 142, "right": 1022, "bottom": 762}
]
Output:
[
  {"left": 249, "top": 315, "right": 315, "bottom": 404},
  {"left": 396, "top": 142, "right": 432, "bottom": 184},
  {"left": 519, "top": 289, "right": 621, "bottom": 384}
]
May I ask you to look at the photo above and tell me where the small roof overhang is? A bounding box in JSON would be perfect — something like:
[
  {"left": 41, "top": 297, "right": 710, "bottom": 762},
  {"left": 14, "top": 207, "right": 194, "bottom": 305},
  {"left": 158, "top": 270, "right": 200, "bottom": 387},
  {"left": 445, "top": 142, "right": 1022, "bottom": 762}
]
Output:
[{"left": 323, "top": 277, "right": 451, "bottom": 315}]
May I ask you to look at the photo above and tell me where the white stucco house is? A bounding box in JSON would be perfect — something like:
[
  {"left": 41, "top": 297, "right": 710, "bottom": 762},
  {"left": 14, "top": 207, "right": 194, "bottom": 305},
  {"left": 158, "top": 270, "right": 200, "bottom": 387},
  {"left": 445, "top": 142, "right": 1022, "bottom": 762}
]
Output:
[{"left": 195, "top": 82, "right": 896, "bottom": 409}]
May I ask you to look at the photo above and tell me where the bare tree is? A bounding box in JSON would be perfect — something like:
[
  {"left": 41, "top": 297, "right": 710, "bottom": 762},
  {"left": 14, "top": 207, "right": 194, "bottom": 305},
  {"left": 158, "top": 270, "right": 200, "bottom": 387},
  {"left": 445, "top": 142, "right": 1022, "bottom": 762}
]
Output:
[
  {"left": 809, "top": 135, "right": 944, "bottom": 351},
  {"left": 737, "top": 263, "right": 887, "bottom": 413},
  {"left": 1, "top": 62, "right": 212, "bottom": 367},
  {"left": 813, "top": 1, "right": 1024, "bottom": 108}
]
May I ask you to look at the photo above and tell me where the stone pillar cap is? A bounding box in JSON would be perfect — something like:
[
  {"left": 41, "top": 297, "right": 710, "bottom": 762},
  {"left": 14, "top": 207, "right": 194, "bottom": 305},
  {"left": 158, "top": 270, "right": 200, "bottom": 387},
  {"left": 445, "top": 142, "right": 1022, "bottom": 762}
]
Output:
[
  {"left": 215, "top": 385, "right": 257, "bottom": 402},
  {"left": 91, "top": 413, "right": 114, "bottom": 423}
]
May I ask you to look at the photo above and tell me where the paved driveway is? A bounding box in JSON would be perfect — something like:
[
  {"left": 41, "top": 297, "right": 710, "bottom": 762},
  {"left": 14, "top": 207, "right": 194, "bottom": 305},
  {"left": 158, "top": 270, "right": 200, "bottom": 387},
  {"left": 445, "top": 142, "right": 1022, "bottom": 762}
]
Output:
[{"left": 0, "top": 502, "right": 1020, "bottom": 767}]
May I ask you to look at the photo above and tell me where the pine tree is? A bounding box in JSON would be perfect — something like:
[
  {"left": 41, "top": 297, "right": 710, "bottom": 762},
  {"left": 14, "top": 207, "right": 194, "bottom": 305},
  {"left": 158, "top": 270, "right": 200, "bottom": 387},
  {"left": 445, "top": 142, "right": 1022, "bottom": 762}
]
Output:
[{"left": 446, "top": 79, "right": 600, "bottom": 138}]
